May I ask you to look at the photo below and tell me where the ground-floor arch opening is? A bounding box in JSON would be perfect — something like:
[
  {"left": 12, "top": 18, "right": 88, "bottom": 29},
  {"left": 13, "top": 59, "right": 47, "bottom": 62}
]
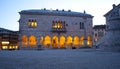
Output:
[
  {"left": 22, "top": 35, "right": 28, "bottom": 47},
  {"left": 52, "top": 36, "right": 58, "bottom": 48},
  {"left": 21, "top": 35, "right": 93, "bottom": 49},
  {"left": 80, "top": 36, "right": 84, "bottom": 47},
  {"left": 29, "top": 35, "right": 37, "bottom": 47},
  {"left": 66, "top": 36, "right": 73, "bottom": 48},
  {"left": 73, "top": 36, "right": 79, "bottom": 48},
  {"left": 60, "top": 36, "right": 66, "bottom": 48},
  {"left": 44, "top": 36, "right": 51, "bottom": 48},
  {"left": 87, "top": 36, "right": 92, "bottom": 47}
]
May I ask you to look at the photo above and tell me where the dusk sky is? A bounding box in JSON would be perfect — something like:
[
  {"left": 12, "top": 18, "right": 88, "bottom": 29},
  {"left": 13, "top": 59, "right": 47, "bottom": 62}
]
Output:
[{"left": 0, "top": 0, "right": 119, "bottom": 31}]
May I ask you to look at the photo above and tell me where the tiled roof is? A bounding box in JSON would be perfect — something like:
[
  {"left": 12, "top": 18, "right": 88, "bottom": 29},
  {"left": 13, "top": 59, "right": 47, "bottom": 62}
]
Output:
[
  {"left": 19, "top": 9, "right": 93, "bottom": 18},
  {"left": 0, "top": 27, "right": 18, "bottom": 34}
]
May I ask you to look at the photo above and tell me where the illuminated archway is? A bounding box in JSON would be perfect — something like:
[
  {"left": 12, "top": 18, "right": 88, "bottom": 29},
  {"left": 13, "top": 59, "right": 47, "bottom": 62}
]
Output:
[
  {"left": 80, "top": 36, "right": 84, "bottom": 46},
  {"left": 22, "top": 35, "right": 28, "bottom": 47},
  {"left": 52, "top": 36, "right": 58, "bottom": 48},
  {"left": 73, "top": 36, "right": 79, "bottom": 48},
  {"left": 66, "top": 36, "right": 73, "bottom": 48},
  {"left": 60, "top": 36, "right": 66, "bottom": 48},
  {"left": 87, "top": 36, "right": 92, "bottom": 47},
  {"left": 29, "top": 35, "right": 37, "bottom": 47},
  {"left": 44, "top": 36, "right": 51, "bottom": 48}
]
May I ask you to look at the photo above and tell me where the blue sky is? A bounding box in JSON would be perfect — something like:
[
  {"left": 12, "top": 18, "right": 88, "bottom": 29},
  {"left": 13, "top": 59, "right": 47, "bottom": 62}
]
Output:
[{"left": 0, "top": 0, "right": 119, "bottom": 31}]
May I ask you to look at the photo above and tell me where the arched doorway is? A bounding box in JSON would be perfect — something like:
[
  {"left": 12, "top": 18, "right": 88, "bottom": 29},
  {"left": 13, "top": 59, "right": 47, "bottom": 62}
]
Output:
[
  {"left": 73, "top": 36, "right": 79, "bottom": 48},
  {"left": 52, "top": 36, "right": 58, "bottom": 48},
  {"left": 29, "top": 35, "right": 37, "bottom": 47},
  {"left": 22, "top": 35, "right": 28, "bottom": 47},
  {"left": 44, "top": 36, "right": 51, "bottom": 48},
  {"left": 80, "top": 36, "right": 84, "bottom": 47},
  {"left": 87, "top": 36, "right": 92, "bottom": 47},
  {"left": 66, "top": 36, "right": 73, "bottom": 48},
  {"left": 60, "top": 36, "right": 66, "bottom": 48}
]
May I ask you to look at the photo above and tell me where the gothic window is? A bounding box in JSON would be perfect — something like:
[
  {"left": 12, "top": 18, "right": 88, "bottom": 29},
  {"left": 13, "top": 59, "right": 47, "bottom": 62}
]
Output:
[
  {"left": 28, "top": 19, "right": 37, "bottom": 28},
  {"left": 82, "top": 22, "right": 84, "bottom": 29},
  {"left": 80, "top": 22, "right": 84, "bottom": 29},
  {"left": 52, "top": 21, "right": 66, "bottom": 29}
]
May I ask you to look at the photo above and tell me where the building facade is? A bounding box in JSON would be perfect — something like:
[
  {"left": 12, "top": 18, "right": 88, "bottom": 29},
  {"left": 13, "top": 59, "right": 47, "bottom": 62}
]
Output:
[
  {"left": 19, "top": 9, "right": 93, "bottom": 49},
  {"left": 93, "top": 25, "right": 106, "bottom": 45},
  {"left": 101, "top": 4, "right": 120, "bottom": 51},
  {"left": 0, "top": 28, "right": 19, "bottom": 50}
]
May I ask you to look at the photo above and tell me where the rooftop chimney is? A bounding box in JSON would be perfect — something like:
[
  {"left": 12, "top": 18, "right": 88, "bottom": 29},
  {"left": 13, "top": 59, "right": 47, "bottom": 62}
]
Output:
[{"left": 113, "top": 4, "right": 116, "bottom": 8}]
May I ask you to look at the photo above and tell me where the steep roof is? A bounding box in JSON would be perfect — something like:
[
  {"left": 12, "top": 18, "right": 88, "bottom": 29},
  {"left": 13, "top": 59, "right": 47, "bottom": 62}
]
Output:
[
  {"left": 19, "top": 9, "right": 93, "bottom": 18},
  {"left": 104, "top": 4, "right": 120, "bottom": 17}
]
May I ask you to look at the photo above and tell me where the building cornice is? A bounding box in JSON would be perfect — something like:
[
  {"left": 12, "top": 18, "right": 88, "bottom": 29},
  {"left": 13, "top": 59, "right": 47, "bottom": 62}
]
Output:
[{"left": 19, "top": 9, "right": 93, "bottom": 18}]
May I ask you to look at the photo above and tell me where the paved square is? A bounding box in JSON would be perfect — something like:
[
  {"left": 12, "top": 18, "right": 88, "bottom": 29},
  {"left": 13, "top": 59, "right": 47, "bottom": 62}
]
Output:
[{"left": 0, "top": 49, "right": 120, "bottom": 69}]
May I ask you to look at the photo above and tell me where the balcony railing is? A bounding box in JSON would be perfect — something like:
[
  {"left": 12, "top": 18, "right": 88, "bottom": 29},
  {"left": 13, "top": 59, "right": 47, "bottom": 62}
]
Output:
[{"left": 51, "top": 28, "right": 67, "bottom": 33}]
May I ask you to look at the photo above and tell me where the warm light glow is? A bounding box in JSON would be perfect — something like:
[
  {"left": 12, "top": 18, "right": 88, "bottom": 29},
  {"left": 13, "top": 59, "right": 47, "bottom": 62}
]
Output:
[
  {"left": 28, "top": 20, "right": 37, "bottom": 27},
  {"left": 2, "top": 46, "right": 8, "bottom": 49},
  {"left": 58, "top": 23, "right": 60, "bottom": 28},
  {"left": 66, "top": 36, "right": 73, "bottom": 48},
  {"left": 22, "top": 35, "right": 28, "bottom": 46},
  {"left": 34, "top": 22, "right": 37, "bottom": 27},
  {"left": 31, "top": 22, "right": 34, "bottom": 26},
  {"left": 60, "top": 36, "right": 65, "bottom": 48},
  {"left": 54, "top": 25, "right": 57, "bottom": 28},
  {"left": 80, "top": 36, "right": 84, "bottom": 46},
  {"left": 87, "top": 41, "right": 90, "bottom": 45},
  {"left": 52, "top": 36, "right": 58, "bottom": 48},
  {"left": 15, "top": 46, "right": 18, "bottom": 49},
  {"left": 87, "top": 36, "right": 92, "bottom": 47},
  {"left": 9, "top": 46, "right": 12, "bottom": 49},
  {"left": 52, "top": 22, "right": 64, "bottom": 29},
  {"left": 2, "top": 41, "right": 9, "bottom": 44},
  {"left": 44, "top": 36, "right": 51, "bottom": 47},
  {"left": 73, "top": 36, "right": 79, "bottom": 48},
  {"left": 40, "top": 36, "right": 44, "bottom": 45},
  {"left": 29, "top": 35, "right": 37, "bottom": 46}
]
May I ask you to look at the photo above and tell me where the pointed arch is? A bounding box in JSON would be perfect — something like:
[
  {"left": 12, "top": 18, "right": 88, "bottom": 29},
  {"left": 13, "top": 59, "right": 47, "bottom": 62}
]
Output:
[
  {"left": 60, "top": 36, "right": 66, "bottom": 48},
  {"left": 87, "top": 36, "right": 92, "bottom": 47},
  {"left": 22, "top": 35, "right": 28, "bottom": 47},
  {"left": 66, "top": 36, "right": 73, "bottom": 48},
  {"left": 44, "top": 35, "right": 51, "bottom": 48},
  {"left": 52, "top": 36, "right": 58, "bottom": 48},
  {"left": 80, "top": 36, "right": 84, "bottom": 46},
  {"left": 73, "top": 36, "right": 79, "bottom": 48},
  {"left": 29, "top": 35, "right": 37, "bottom": 47}
]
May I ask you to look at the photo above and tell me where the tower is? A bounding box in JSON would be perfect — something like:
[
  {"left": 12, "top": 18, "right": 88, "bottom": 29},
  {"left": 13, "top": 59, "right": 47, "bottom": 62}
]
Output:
[{"left": 102, "top": 4, "right": 120, "bottom": 51}]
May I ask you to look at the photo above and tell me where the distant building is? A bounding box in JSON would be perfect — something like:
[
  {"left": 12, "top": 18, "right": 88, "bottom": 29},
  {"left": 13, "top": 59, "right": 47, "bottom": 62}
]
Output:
[
  {"left": 101, "top": 4, "right": 120, "bottom": 51},
  {"left": 93, "top": 25, "right": 106, "bottom": 45},
  {"left": 0, "top": 28, "right": 19, "bottom": 50},
  {"left": 19, "top": 9, "right": 93, "bottom": 49}
]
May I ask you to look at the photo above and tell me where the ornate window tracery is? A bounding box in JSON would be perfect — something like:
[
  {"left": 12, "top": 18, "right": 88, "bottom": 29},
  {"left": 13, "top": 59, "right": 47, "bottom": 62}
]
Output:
[{"left": 28, "top": 20, "right": 37, "bottom": 28}]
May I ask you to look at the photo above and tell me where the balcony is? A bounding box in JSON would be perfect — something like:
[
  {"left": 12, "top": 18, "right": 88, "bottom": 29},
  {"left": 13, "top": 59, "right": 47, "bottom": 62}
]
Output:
[{"left": 51, "top": 28, "right": 67, "bottom": 33}]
